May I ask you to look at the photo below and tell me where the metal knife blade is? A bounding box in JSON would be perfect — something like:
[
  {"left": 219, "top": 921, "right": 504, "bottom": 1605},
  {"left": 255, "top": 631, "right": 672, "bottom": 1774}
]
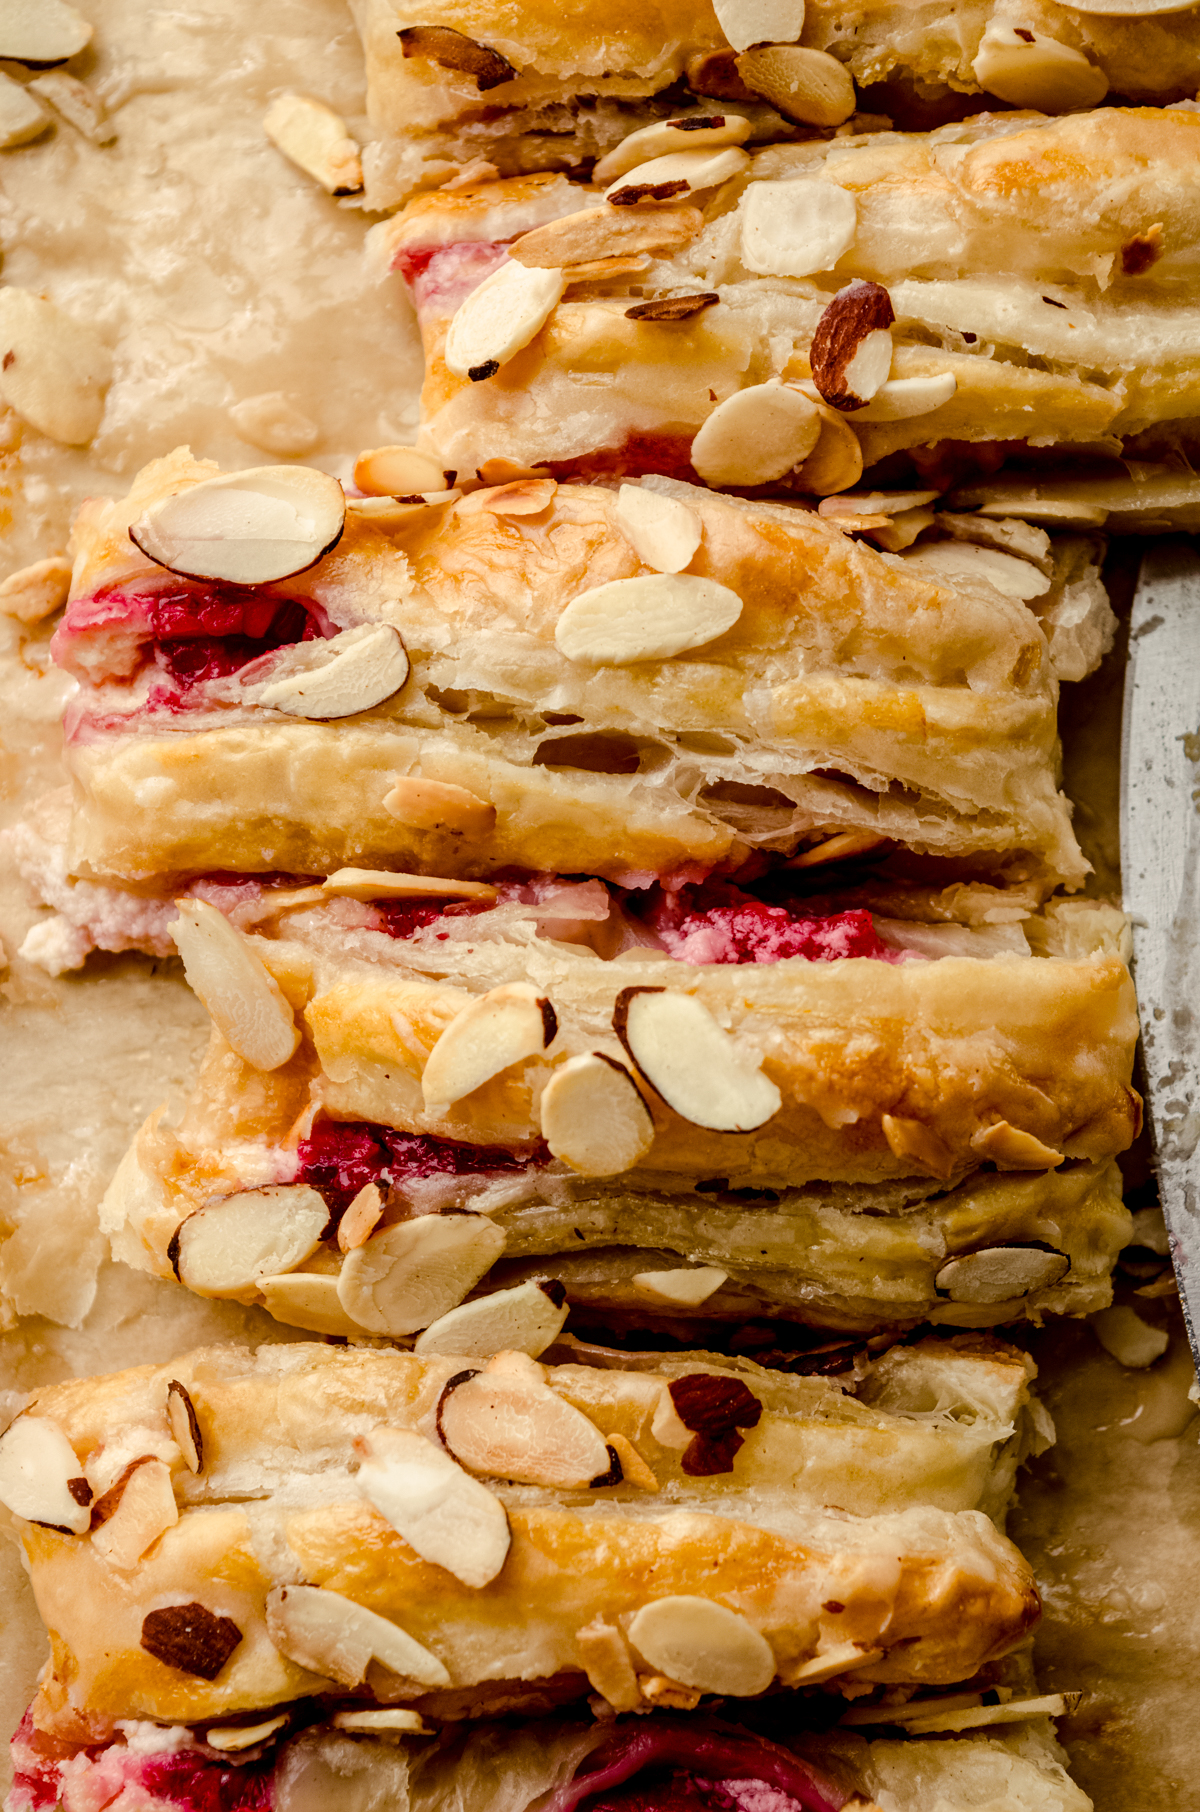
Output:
[{"left": 1121, "top": 537, "right": 1200, "bottom": 1370}]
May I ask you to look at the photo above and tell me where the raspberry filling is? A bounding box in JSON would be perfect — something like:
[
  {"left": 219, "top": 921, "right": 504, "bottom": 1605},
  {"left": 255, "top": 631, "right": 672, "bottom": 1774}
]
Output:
[
  {"left": 545, "top": 1721, "right": 849, "bottom": 1812},
  {"left": 9, "top": 1712, "right": 272, "bottom": 1812},
  {"left": 644, "top": 884, "right": 893, "bottom": 966},
  {"left": 297, "top": 1120, "right": 545, "bottom": 1213}
]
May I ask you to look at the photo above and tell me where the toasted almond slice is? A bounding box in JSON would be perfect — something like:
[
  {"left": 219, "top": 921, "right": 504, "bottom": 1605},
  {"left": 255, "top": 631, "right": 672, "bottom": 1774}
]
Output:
[
  {"left": 414, "top": 1278, "right": 569, "bottom": 1359},
  {"left": 257, "top": 1272, "right": 366, "bottom": 1335},
  {"left": 206, "top": 1717, "right": 288, "bottom": 1753},
  {"left": 793, "top": 404, "right": 864, "bottom": 496},
  {"left": 455, "top": 477, "right": 557, "bottom": 516},
  {"left": 323, "top": 867, "right": 497, "bottom": 903},
  {"left": 576, "top": 1617, "right": 643, "bottom": 1711},
  {"left": 166, "top": 1381, "right": 203, "bottom": 1474},
  {"left": 565, "top": 254, "right": 653, "bottom": 284},
  {"left": 91, "top": 1458, "right": 178, "bottom": 1569},
  {"left": 337, "top": 1183, "right": 385, "bottom": 1253},
  {"left": 633, "top": 1266, "right": 730, "bottom": 1307},
  {"left": 347, "top": 492, "right": 461, "bottom": 529},
  {"left": 437, "top": 1368, "right": 613, "bottom": 1489},
  {"left": 0, "top": 1415, "right": 90, "bottom": 1533},
  {"left": 899, "top": 1691, "right": 1079, "bottom": 1735},
  {"left": 737, "top": 45, "right": 855, "bottom": 126},
  {"left": 864, "top": 505, "right": 935, "bottom": 551},
  {"left": 881, "top": 1113, "right": 955, "bottom": 1180},
  {"left": 445, "top": 260, "right": 566, "bottom": 382},
  {"left": 383, "top": 775, "right": 496, "bottom": 837},
  {"left": 819, "top": 490, "right": 939, "bottom": 518},
  {"left": 970, "top": 1121, "right": 1063, "bottom": 1169},
  {"left": 605, "top": 146, "right": 749, "bottom": 207},
  {"left": 838, "top": 1687, "right": 1004, "bottom": 1726},
  {"left": 0, "top": 0, "right": 92, "bottom": 65},
  {"left": 900, "top": 540, "right": 1050, "bottom": 603},
  {"left": 971, "top": 22, "right": 1108, "bottom": 111},
  {"left": 331, "top": 1709, "right": 434, "bottom": 1736},
  {"left": 614, "top": 485, "right": 702, "bottom": 575},
  {"left": 509, "top": 204, "right": 703, "bottom": 269},
  {"left": 715, "top": 0, "right": 806, "bottom": 50},
  {"left": 691, "top": 381, "right": 821, "bottom": 485},
  {"left": 1091, "top": 1304, "right": 1170, "bottom": 1369},
  {"left": 337, "top": 1213, "right": 508, "bottom": 1336},
  {"left": 171, "top": 900, "right": 300, "bottom": 1071},
  {"left": 606, "top": 1433, "right": 659, "bottom": 1493},
  {"left": 810, "top": 282, "right": 894, "bottom": 410},
  {"left": 0, "top": 71, "right": 47, "bottom": 146},
  {"left": 263, "top": 93, "right": 363, "bottom": 196},
  {"left": 593, "top": 114, "right": 752, "bottom": 185},
  {"left": 0, "top": 554, "right": 72, "bottom": 623},
  {"left": 556, "top": 572, "right": 741, "bottom": 666},
  {"left": 482, "top": 1348, "right": 545, "bottom": 1384},
  {"left": 628, "top": 1597, "right": 775, "bottom": 1697},
  {"left": 130, "top": 464, "right": 345, "bottom": 584},
  {"left": 398, "top": 24, "right": 515, "bottom": 89},
  {"left": 356, "top": 1425, "right": 511, "bottom": 1587},
  {"left": 796, "top": 373, "right": 956, "bottom": 421},
  {"left": 0, "top": 289, "right": 111, "bottom": 446},
  {"left": 935, "top": 1247, "right": 1070, "bottom": 1304},
  {"left": 266, "top": 1583, "right": 450, "bottom": 1688},
  {"left": 30, "top": 71, "right": 113, "bottom": 144},
  {"left": 255, "top": 623, "right": 410, "bottom": 720},
  {"left": 422, "top": 981, "right": 557, "bottom": 1111},
  {"left": 539, "top": 1051, "right": 656, "bottom": 1176},
  {"left": 787, "top": 830, "right": 886, "bottom": 868},
  {"left": 170, "top": 1185, "right": 329, "bottom": 1299},
  {"left": 786, "top": 1641, "right": 882, "bottom": 1683},
  {"left": 614, "top": 988, "right": 781, "bottom": 1133},
  {"left": 476, "top": 457, "right": 551, "bottom": 485},
  {"left": 353, "top": 445, "right": 448, "bottom": 497},
  {"left": 625, "top": 292, "right": 719, "bottom": 321},
  {"left": 740, "top": 179, "right": 856, "bottom": 277}
]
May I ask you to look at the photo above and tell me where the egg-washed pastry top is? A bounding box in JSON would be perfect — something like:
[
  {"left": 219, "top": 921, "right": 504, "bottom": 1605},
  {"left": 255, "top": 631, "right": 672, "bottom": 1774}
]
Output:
[
  {"left": 383, "top": 108, "right": 1200, "bottom": 490},
  {"left": 4, "top": 1341, "right": 1042, "bottom": 1734},
  {"left": 351, "top": 0, "right": 1200, "bottom": 211},
  {"left": 99, "top": 879, "right": 1135, "bottom": 1339},
  {"left": 53, "top": 448, "right": 1094, "bottom": 892}
]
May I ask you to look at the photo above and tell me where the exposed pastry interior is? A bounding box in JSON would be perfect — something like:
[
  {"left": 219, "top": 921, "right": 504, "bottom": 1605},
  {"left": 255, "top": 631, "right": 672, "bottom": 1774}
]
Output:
[
  {"left": 381, "top": 108, "right": 1200, "bottom": 504},
  {"left": 351, "top": 0, "right": 1200, "bottom": 211}
]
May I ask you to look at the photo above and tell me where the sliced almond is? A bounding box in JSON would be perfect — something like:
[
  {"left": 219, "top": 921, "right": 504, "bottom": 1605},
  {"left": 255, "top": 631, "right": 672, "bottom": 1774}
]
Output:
[
  {"left": 436, "top": 1368, "right": 613, "bottom": 1489},
  {"left": 556, "top": 572, "right": 742, "bottom": 665},
  {"left": 614, "top": 987, "right": 781, "bottom": 1133},
  {"left": 266, "top": 1583, "right": 449, "bottom": 1688},
  {"left": 632, "top": 1266, "right": 730, "bottom": 1307},
  {"left": 736, "top": 45, "right": 855, "bottom": 126},
  {"left": 687, "top": 48, "right": 758, "bottom": 100},
  {"left": 264, "top": 93, "right": 363, "bottom": 196},
  {"left": 691, "top": 381, "right": 821, "bottom": 485},
  {"left": 383, "top": 775, "right": 496, "bottom": 837},
  {"left": 255, "top": 623, "right": 410, "bottom": 720},
  {"left": 628, "top": 1597, "right": 775, "bottom": 1697},
  {"left": 508, "top": 204, "right": 703, "bottom": 269},
  {"left": 356, "top": 1425, "right": 511, "bottom": 1588},
  {"left": 323, "top": 867, "right": 497, "bottom": 903},
  {"left": 353, "top": 445, "right": 449, "bottom": 497},
  {"left": 593, "top": 114, "right": 752, "bottom": 185},
  {"left": 810, "top": 283, "right": 894, "bottom": 411},
  {"left": 866, "top": 505, "right": 936, "bottom": 551},
  {"left": 740, "top": 179, "right": 857, "bottom": 278},
  {"left": 819, "top": 491, "right": 938, "bottom": 519},
  {"left": 786, "top": 1641, "right": 881, "bottom": 1683},
  {"left": 0, "top": 289, "right": 111, "bottom": 446},
  {"left": 0, "top": 1415, "right": 90, "bottom": 1533},
  {"left": 331, "top": 1709, "right": 433, "bottom": 1736},
  {"left": 0, "top": 71, "right": 48, "bottom": 146},
  {"left": 881, "top": 1113, "right": 955, "bottom": 1180},
  {"left": 793, "top": 404, "right": 864, "bottom": 496},
  {"left": 565, "top": 254, "right": 652, "bottom": 283},
  {"left": 444, "top": 260, "right": 566, "bottom": 382},
  {"left": 91, "top": 1459, "right": 178, "bottom": 1569},
  {"left": 899, "top": 541, "right": 1050, "bottom": 602},
  {"left": 228, "top": 392, "right": 319, "bottom": 458},
  {"left": 970, "top": 1121, "right": 1063, "bottom": 1169},
  {"left": 639, "top": 1674, "right": 703, "bottom": 1709},
  {"left": 170, "top": 1186, "right": 329, "bottom": 1298},
  {"left": 398, "top": 24, "right": 515, "bottom": 89},
  {"left": 796, "top": 373, "right": 956, "bottom": 421},
  {"left": 130, "top": 464, "right": 345, "bottom": 584},
  {"left": 614, "top": 485, "right": 702, "bottom": 575},
  {"left": 787, "top": 830, "right": 886, "bottom": 868},
  {"left": 347, "top": 492, "right": 460, "bottom": 529},
  {"left": 576, "top": 1617, "right": 642, "bottom": 1711},
  {"left": 0, "top": 0, "right": 92, "bottom": 66},
  {"left": 414, "top": 1278, "right": 569, "bottom": 1359},
  {"left": 898, "top": 1691, "right": 1080, "bottom": 1735},
  {"left": 539, "top": 1051, "right": 656, "bottom": 1176},
  {"left": 935, "top": 1247, "right": 1070, "bottom": 1304},
  {"left": 455, "top": 478, "right": 557, "bottom": 516},
  {"left": 606, "top": 1433, "right": 659, "bottom": 1493},
  {"left": 715, "top": 0, "right": 807, "bottom": 51},
  {"left": 171, "top": 901, "right": 300, "bottom": 1071},
  {"left": 625, "top": 293, "right": 719, "bottom": 321},
  {"left": 422, "top": 981, "right": 557, "bottom": 1111},
  {"left": 476, "top": 457, "right": 551, "bottom": 485},
  {"left": 257, "top": 1272, "right": 366, "bottom": 1335},
  {"left": 0, "top": 554, "right": 72, "bottom": 624},
  {"left": 337, "top": 1213, "right": 508, "bottom": 1336},
  {"left": 604, "top": 146, "right": 749, "bottom": 207},
  {"left": 971, "top": 23, "right": 1108, "bottom": 112},
  {"left": 338, "top": 1183, "right": 385, "bottom": 1253},
  {"left": 29, "top": 71, "right": 113, "bottom": 144},
  {"left": 206, "top": 1717, "right": 289, "bottom": 1753},
  {"left": 1091, "top": 1304, "right": 1170, "bottom": 1369},
  {"left": 166, "top": 1381, "right": 203, "bottom": 1475}
]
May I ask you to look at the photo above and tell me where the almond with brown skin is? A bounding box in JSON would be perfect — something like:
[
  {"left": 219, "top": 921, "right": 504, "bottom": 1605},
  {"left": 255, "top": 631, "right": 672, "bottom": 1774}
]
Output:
[
  {"left": 166, "top": 1381, "right": 203, "bottom": 1474},
  {"left": 809, "top": 282, "right": 895, "bottom": 412},
  {"left": 669, "top": 1372, "right": 762, "bottom": 1475},
  {"left": 0, "top": 1415, "right": 91, "bottom": 1533},
  {"left": 91, "top": 1459, "right": 178, "bottom": 1569},
  {"left": 614, "top": 987, "right": 781, "bottom": 1133},
  {"left": 414, "top": 1278, "right": 569, "bottom": 1359},
  {"left": 436, "top": 1366, "right": 614, "bottom": 1489},
  {"left": 625, "top": 293, "right": 719, "bottom": 322},
  {"left": 539, "top": 1050, "right": 656, "bottom": 1175},
  {"left": 736, "top": 44, "right": 855, "bottom": 126},
  {"left": 422, "top": 981, "right": 557, "bottom": 1111},
  {"left": 140, "top": 1603, "right": 242, "bottom": 1680},
  {"left": 398, "top": 25, "right": 515, "bottom": 90},
  {"left": 266, "top": 1583, "right": 449, "bottom": 1687}
]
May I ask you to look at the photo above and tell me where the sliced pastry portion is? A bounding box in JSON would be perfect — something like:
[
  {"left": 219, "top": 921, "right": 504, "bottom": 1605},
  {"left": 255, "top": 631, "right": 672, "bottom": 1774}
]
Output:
[
  {"left": 351, "top": 0, "right": 1200, "bottom": 210},
  {"left": 0, "top": 1340, "right": 1043, "bottom": 1738},
  {"left": 99, "top": 878, "right": 1136, "bottom": 1338},
  {"left": 45, "top": 447, "right": 1095, "bottom": 894},
  {"left": 382, "top": 107, "right": 1200, "bottom": 506}
]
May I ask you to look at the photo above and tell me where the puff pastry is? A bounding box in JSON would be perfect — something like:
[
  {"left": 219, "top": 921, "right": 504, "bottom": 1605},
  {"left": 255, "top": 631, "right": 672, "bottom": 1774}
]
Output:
[
  {"left": 3, "top": 1341, "right": 1042, "bottom": 1734},
  {"left": 96, "top": 881, "right": 1136, "bottom": 1337},
  {"left": 351, "top": 0, "right": 1200, "bottom": 210},
  {"left": 384, "top": 109, "right": 1200, "bottom": 487},
  {"left": 49, "top": 448, "right": 1090, "bottom": 891}
]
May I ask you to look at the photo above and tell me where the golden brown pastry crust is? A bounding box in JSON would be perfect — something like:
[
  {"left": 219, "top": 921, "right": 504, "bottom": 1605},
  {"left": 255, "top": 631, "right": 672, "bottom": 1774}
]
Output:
[{"left": 62, "top": 450, "right": 1083, "bottom": 887}]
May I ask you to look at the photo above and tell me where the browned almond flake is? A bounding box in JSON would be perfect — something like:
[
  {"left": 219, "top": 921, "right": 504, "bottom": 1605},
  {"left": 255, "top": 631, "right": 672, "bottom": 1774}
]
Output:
[
  {"left": 166, "top": 1379, "right": 204, "bottom": 1474},
  {"left": 626, "top": 293, "right": 719, "bottom": 321},
  {"left": 608, "top": 179, "right": 690, "bottom": 206},
  {"left": 141, "top": 1603, "right": 243, "bottom": 1680},
  {"left": 686, "top": 49, "right": 756, "bottom": 102},
  {"left": 1121, "top": 223, "right": 1163, "bottom": 275},
  {"left": 564, "top": 255, "right": 652, "bottom": 284},
  {"left": 397, "top": 25, "right": 515, "bottom": 90},
  {"left": 90, "top": 1455, "right": 156, "bottom": 1528},
  {"left": 510, "top": 206, "right": 702, "bottom": 269}
]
